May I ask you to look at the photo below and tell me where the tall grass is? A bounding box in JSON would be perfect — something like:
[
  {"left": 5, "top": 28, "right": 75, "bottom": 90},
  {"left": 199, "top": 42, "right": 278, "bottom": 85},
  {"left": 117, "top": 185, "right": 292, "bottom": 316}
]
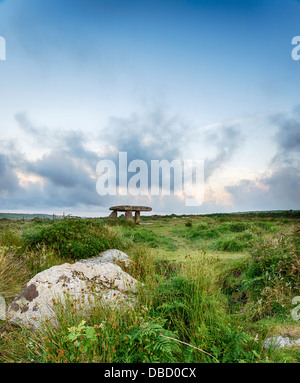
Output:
[
  {"left": 150, "top": 254, "right": 263, "bottom": 362},
  {"left": 241, "top": 227, "right": 300, "bottom": 319},
  {"left": 0, "top": 248, "right": 265, "bottom": 363},
  {"left": 221, "top": 226, "right": 300, "bottom": 320},
  {"left": 0, "top": 216, "right": 298, "bottom": 363},
  {"left": 0, "top": 226, "right": 31, "bottom": 301},
  {"left": 0, "top": 247, "right": 32, "bottom": 301}
]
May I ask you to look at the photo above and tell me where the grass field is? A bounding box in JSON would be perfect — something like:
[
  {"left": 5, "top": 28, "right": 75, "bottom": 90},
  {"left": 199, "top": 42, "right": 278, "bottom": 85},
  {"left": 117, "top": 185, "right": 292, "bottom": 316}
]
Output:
[{"left": 0, "top": 211, "right": 299, "bottom": 363}]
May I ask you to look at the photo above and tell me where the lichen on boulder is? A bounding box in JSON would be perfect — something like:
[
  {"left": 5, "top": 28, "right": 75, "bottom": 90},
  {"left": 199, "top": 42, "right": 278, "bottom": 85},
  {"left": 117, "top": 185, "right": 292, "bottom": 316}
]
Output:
[{"left": 7, "top": 261, "right": 138, "bottom": 329}]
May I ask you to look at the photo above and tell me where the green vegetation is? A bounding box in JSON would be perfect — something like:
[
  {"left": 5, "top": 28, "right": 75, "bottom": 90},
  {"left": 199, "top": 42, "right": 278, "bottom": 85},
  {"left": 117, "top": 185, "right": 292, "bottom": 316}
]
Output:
[
  {"left": 0, "top": 212, "right": 299, "bottom": 363},
  {"left": 22, "top": 219, "right": 129, "bottom": 260}
]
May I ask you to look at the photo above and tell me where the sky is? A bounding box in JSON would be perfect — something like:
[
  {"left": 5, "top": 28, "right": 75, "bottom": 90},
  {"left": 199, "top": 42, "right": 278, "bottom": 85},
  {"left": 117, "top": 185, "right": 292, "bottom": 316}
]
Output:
[{"left": 0, "top": 0, "right": 300, "bottom": 216}]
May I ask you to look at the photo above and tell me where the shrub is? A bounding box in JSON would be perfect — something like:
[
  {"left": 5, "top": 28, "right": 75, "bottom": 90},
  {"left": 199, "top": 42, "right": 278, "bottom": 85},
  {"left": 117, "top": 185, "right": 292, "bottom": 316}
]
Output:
[{"left": 22, "top": 219, "right": 128, "bottom": 260}]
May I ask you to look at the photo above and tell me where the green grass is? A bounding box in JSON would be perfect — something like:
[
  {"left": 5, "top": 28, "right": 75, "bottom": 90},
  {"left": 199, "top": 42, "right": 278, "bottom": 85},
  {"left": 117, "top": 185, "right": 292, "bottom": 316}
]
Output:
[{"left": 0, "top": 211, "right": 299, "bottom": 363}]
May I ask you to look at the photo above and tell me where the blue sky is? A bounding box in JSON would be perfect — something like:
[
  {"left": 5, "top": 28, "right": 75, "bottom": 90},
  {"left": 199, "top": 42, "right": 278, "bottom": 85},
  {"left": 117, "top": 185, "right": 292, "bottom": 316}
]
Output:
[{"left": 0, "top": 0, "right": 299, "bottom": 215}]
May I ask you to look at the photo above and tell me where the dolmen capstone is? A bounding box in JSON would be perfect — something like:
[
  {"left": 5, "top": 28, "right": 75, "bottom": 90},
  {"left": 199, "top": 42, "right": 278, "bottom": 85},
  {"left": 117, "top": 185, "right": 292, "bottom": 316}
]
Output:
[{"left": 108, "top": 205, "right": 152, "bottom": 223}]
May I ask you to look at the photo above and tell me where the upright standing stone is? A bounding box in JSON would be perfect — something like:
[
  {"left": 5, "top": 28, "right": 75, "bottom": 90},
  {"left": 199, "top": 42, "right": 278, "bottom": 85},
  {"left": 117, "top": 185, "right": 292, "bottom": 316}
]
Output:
[
  {"left": 125, "top": 211, "right": 133, "bottom": 222},
  {"left": 135, "top": 211, "right": 141, "bottom": 224},
  {"left": 108, "top": 211, "right": 118, "bottom": 219},
  {"left": 109, "top": 206, "right": 152, "bottom": 223}
]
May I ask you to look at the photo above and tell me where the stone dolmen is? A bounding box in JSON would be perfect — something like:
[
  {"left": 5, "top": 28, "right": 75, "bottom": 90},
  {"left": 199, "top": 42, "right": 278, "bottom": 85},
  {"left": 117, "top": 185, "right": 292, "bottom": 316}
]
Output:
[{"left": 108, "top": 205, "right": 152, "bottom": 223}]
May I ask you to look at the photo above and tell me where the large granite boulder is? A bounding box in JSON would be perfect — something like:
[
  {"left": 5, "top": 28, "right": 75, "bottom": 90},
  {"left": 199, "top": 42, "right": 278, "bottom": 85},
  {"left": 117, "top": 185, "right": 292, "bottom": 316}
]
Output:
[{"left": 7, "top": 261, "right": 138, "bottom": 329}]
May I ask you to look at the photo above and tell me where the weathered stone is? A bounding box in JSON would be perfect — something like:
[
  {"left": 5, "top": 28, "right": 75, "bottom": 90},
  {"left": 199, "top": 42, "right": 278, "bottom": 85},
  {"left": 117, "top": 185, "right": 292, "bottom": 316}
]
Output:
[
  {"left": 135, "top": 211, "right": 141, "bottom": 224},
  {"left": 125, "top": 211, "right": 133, "bottom": 222},
  {"left": 108, "top": 210, "right": 117, "bottom": 219},
  {"left": 80, "top": 249, "right": 131, "bottom": 268},
  {"left": 264, "top": 336, "right": 300, "bottom": 349},
  {"left": 109, "top": 205, "right": 152, "bottom": 212},
  {"left": 7, "top": 262, "right": 138, "bottom": 329}
]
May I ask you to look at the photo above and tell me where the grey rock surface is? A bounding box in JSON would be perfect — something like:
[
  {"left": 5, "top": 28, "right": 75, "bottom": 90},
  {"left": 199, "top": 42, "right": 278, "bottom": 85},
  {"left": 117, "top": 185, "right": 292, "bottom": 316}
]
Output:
[
  {"left": 7, "top": 261, "right": 138, "bottom": 329},
  {"left": 264, "top": 336, "right": 300, "bottom": 349},
  {"left": 79, "top": 249, "right": 131, "bottom": 267}
]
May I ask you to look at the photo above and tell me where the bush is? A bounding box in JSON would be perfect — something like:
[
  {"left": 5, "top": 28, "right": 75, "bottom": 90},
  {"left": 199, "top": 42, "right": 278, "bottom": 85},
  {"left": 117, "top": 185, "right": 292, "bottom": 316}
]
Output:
[{"left": 22, "top": 219, "right": 128, "bottom": 260}]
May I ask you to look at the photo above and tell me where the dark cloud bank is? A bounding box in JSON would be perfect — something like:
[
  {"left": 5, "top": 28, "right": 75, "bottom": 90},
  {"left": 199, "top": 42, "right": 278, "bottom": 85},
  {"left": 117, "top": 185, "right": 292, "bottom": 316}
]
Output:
[
  {"left": 0, "top": 108, "right": 299, "bottom": 214},
  {"left": 227, "top": 106, "right": 300, "bottom": 211}
]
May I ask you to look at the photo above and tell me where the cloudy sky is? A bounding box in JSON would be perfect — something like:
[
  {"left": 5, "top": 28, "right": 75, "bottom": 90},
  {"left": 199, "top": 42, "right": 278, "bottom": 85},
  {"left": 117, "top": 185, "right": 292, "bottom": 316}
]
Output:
[{"left": 0, "top": 0, "right": 299, "bottom": 216}]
